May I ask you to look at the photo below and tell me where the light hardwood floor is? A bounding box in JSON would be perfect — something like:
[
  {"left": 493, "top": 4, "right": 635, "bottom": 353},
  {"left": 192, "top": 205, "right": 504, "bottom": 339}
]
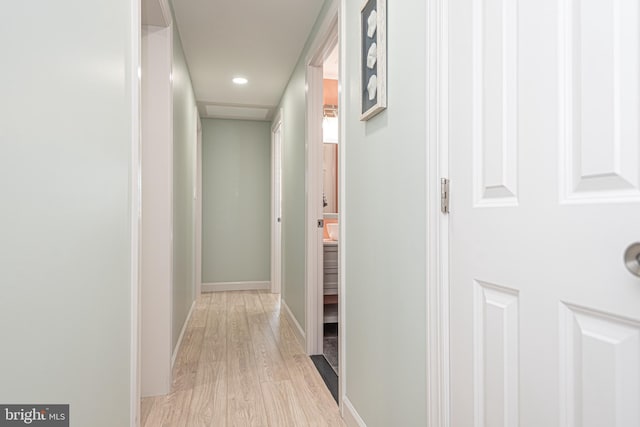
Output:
[{"left": 141, "top": 291, "right": 346, "bottom": 427}]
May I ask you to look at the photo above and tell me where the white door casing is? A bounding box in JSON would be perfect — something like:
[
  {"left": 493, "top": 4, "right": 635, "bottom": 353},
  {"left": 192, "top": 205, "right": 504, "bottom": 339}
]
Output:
[
  {"left": 448, "top": 1, "right": 640, "bottom": 426},
  {"left": 426, "top": 0, "right": 450, "bottom": 425},
  {"left": 140, "top": 0, "right": 173, "bottom": 399}
]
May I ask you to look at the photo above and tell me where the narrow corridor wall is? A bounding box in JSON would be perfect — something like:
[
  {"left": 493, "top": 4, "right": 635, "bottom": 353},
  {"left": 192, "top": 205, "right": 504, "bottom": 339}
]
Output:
[{"left": 172, "top": 20, "right": 198, "bottom": 350}]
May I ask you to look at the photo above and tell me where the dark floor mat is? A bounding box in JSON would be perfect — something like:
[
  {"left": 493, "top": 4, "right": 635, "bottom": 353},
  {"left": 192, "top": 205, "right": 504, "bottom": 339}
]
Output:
[{"left": 310, "top": 354, "right": 338, "bottom": 404}]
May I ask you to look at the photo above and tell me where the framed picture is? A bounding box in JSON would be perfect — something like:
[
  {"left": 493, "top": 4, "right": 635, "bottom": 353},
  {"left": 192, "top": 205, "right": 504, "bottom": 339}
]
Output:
[{"left": 360, "top": 0, "right": 386, "bottom": 121}]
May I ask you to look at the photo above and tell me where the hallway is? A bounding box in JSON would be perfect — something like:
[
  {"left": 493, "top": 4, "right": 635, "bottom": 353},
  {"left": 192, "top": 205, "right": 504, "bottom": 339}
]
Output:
[{"left": 141, "top": 291, "right": 345, "bottom": 427}]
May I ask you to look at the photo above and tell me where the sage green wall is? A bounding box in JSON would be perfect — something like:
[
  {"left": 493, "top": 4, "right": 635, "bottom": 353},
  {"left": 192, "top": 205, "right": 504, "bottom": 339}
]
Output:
[
  {"left": 277, "top": 0, "right": 335, "bottom": 329},
  {"left": 342, "top": 1, "right": 428, "bottom": 425},
  {"left": 201, "top": 119, "right": 271, "bottom": 283},
  {"left": 0, "top": 2, "right": 134, "bottom": 425},
  {"left": 172, "top": 22, "right": 198, "bottom": 349},
  {"left": 278, "top": 60, "right": 307, "bottom": 327}
]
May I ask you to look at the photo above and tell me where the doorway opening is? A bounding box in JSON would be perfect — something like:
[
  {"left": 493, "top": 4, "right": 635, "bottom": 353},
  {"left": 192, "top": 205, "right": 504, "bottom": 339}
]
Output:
[
  {"left": 318, "top": 42, "right": 340, "bottom": 376},
  {"left": 305, "top": 26, "right": 340, "bottom": 403}
]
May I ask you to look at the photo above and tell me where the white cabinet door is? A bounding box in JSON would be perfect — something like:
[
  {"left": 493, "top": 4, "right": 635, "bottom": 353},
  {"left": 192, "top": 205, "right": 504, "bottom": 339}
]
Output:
[{"left": 448, "top": 0, "right": 640, "bottom": 426}]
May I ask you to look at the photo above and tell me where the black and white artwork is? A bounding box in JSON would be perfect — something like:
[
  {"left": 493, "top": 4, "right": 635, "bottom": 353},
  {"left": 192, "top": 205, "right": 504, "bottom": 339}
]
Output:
[{"left": 360, "top": 0, "right": 386, "bottom": 120}]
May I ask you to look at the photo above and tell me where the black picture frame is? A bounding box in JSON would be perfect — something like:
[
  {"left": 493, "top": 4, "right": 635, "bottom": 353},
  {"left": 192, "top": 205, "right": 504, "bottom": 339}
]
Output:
[{"left": 360, "top": 0, "right": 386, "bottom": 121}]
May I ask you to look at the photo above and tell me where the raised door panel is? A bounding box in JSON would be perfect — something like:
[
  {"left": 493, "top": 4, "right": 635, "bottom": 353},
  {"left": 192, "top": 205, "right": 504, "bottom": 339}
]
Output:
[
  {"left": 560, "top": 0, "right": 640, "bottom": 203},
  {"left": 474, "top": 281, "right": 520, "bottom": 427},
  {"left": 473, "top": 0, "right": 519, "bottom": 207},
  {"left": 559, "top": 303, "right": 640, "bottom": 426}
]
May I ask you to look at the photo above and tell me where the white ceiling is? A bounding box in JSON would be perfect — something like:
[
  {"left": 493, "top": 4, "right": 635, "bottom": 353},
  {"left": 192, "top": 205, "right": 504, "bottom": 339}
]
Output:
[{"left": 171, "top": 0, "right": 325, "bottom": 121}]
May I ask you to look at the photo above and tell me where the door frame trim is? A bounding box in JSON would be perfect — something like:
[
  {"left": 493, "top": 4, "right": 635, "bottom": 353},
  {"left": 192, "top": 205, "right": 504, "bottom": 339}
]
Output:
[
  {"left": 140, "top": 19, "right": 173, "bottom": 398},
  {"left": 426, "top": 0, "right": 450, "bottom": 426},
  {"left": 271, "top": 108, "right": 283, "bottom": 294},
  {"left": 304, "top": 1, "right": 339, "bottom": 357},
  {"left": 129, "top": 0, "right": 142, "bottom": 424},
  {"left": 337, "top": 0, "right": 347, "bottom": 416},
  {"left": 138, "top": 0, "right": 174, "bottom": 412}
]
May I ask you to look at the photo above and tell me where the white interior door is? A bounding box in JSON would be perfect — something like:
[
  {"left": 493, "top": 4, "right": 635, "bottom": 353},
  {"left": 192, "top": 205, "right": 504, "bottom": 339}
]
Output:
[
  {"left": 271, "top": 116, "right": 283, "bottom": 294},
  {"left": 448, "top": 1, "right": 640, "bottom": 426},
  {"left": 196, "top": 115, "right": 202, "bottom": 297}
]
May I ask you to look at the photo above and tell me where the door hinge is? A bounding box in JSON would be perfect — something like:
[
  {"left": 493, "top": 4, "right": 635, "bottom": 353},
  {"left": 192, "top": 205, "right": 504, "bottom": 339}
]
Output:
[
  {"left": 317, "top": 219, "right": 324, "bottom": 228},
  {"left": 441, "top": 178, "right": 450, "bottom": 214}
]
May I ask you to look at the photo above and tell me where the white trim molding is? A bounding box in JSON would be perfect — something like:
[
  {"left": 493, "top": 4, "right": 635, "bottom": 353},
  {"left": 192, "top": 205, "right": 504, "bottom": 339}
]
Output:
[
  {"left": 338, "top": 0, "right": 347, "bottom": 415},
  {"left": 140, "top": 9, "right": 174, "bottom": 398},
  {"left": 426, "top": 0, "right": 450, "bottom": 426},
  {"left": 282, "top": 300, "right": 306, "bottom": 349},
  {"left": 171, "top": 299, "right": 196, "bottom": 368},
  {"left": 343, "top": 398, "right": 367, "bottom": 427},
  {"left": 202, "top": 281, "right": 270, "bottom": 292},
  {"left": 129, "top": 0, "right": 142, "bottom": 424}
]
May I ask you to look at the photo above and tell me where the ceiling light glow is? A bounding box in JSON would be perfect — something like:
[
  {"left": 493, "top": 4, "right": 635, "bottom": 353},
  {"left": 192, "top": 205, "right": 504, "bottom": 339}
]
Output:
[{"left": 232, "top": 77, "right": 248, "bottom": 85}]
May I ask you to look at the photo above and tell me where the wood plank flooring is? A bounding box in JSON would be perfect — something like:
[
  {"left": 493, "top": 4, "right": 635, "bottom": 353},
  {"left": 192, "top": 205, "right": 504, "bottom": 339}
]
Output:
[{"left": 141, "top": 291, "right": 345, "bottom": 427}]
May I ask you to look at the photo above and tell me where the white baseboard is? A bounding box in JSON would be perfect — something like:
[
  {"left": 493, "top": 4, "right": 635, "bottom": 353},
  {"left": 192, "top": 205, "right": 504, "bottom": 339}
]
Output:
[
  {"left": 343, "top": 398, "right": 367, "bottom": 427},
  {"left": 281, "top": 300, "right": 305, "bottom": 349},
  {"left": 171, "top": 299, "right": 196, "bottom": 368},
  {"left": 202, "top": 281, "right": 270, "bottom": 292}
]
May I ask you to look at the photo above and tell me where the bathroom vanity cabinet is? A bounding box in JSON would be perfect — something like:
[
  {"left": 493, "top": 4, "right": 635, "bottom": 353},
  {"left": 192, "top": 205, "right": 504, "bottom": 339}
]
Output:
[{"left": 323, "top": 242, "right": 339, "bottom": 323}]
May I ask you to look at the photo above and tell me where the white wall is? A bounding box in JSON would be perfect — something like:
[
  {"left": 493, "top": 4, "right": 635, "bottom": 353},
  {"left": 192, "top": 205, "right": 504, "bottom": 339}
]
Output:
[{"left": 0, "top": 1, "right": 137, "bottom": 425}]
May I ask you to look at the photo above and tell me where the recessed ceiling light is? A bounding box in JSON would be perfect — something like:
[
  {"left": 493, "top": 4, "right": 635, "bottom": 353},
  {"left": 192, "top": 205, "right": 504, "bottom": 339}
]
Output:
[{"left": 232, "top": 77, "right": 248, "bottom": 85}]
